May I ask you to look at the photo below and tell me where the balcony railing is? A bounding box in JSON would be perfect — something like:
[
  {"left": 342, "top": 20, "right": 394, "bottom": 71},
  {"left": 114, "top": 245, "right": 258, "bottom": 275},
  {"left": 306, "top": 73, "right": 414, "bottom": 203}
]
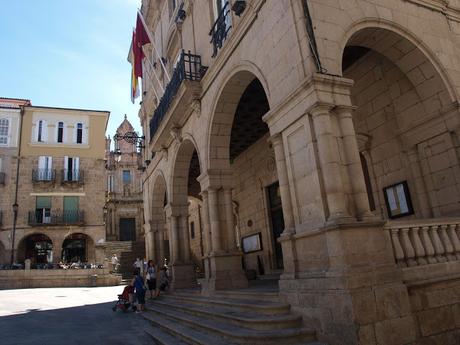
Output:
[
  {"left": 209, "top": 1, "right": 232, "bottom": 57},
  {"left": 28, "top": 210, "right": 85, "bottom": 226},
  {"left": 385, "top": 218, "right": 460, "bottom": 267},
  {"left": 61, "top": 169, "right": 84, "bottom": 184},
  {"left": 32, "top": 169, "right": 56, "bottom": 182},
  {"left": 0, "top": 172, "right": 5, "bottom": 185},
  {"left": 149, "top": 50, "right": 205, "bottom": 141}
]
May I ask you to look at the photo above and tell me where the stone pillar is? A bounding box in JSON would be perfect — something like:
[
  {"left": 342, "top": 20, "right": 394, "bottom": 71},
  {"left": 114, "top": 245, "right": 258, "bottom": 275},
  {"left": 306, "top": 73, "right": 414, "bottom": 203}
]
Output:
[
  {"left": 52, "top": 240, "right": 63, "bottom": 263},
  {"left": 111, "top": 206, "right": 117, "bottom": 240},
  {"left": 407, "top": 147, "right": 433, "bottom": 218},
  {"left": 180, "top": 213, "right": 191, "bottom": 262},
  {"left": 170, "top": 215, "right": 180, "bottom": 264},
  {"left": 208, "top": 188, "right": 222, "bottom": 253},
  {"left": 310, "top": 104, "right": 352, "bottom": 221},
  {"left": 223, "top": 188, "right": 237, "bottom": 251},
  {"left": 158, "top": 227, "right": 165, "bottom": 266},
  {"left": 335, "top": 106, "right": 374, "bottom": 220},
  {"left": 200, "top": 190, "right": 212, "bottom": 255},
  {"left": 269, "top": 133, "right": 295, "bottom": 233}
]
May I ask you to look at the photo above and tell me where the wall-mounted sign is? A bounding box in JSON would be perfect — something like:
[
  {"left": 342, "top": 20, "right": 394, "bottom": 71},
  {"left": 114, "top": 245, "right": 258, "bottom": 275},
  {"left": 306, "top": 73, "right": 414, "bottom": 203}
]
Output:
[
  {"left": 383, "top": 181, "right": 414, "bottom": 219},
  {"left": 241, "top": 232, "right": 262, "bottom": 254}
]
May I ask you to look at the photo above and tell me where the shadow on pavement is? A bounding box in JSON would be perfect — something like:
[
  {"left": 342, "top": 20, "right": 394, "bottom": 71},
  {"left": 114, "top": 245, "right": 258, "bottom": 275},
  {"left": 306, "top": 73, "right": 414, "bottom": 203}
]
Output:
[{"left": 0, "top": 301, "right": 154, "bottom": 345}]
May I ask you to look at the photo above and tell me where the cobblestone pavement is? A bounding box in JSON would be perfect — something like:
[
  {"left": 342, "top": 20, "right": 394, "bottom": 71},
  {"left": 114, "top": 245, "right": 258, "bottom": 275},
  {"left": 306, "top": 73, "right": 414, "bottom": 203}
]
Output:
[{"left": 0, "top": 286, "right": 154, "bottom": 345}]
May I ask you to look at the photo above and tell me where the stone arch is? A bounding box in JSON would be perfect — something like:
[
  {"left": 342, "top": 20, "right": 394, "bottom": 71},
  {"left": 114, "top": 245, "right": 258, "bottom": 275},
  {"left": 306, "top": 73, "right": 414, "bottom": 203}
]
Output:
[
  {"left": 17, "top": 233, "right": 53, "bottom": 264},
  {"left": 61, "top": 232, "right": 95, "bottom": 263},
  {"left": 338, "top": 19, "right": 457, "bottom": 101},
  {"left": 341, "top": 23, "right": 460, "bottom": 218},
  {"left": 207, "top": 68, "right": 271, "bottom": 171}
]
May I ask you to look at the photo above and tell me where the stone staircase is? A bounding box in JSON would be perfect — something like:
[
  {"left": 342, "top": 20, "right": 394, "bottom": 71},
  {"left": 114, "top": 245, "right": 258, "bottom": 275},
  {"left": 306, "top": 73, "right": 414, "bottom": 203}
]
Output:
[
  {"left": 142, "top": 289, "right": 324, "bottom": 345},
  {"left": 103, "top": 241, "right": 145, "bottom": 280}
]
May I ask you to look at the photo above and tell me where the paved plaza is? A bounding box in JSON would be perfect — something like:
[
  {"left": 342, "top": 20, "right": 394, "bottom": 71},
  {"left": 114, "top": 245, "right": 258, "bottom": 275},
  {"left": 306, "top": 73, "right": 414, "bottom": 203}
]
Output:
[{"left": 0, "top": 286, "right": 154, "bottom": 345}]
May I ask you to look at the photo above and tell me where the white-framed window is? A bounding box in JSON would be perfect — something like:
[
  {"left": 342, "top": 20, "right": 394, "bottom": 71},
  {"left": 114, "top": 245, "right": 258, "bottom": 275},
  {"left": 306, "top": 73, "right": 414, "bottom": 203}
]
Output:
[
  {"left": 64, "top": 156, "right": 80, "bottom": 181},
  {"left": 56, "top": 121, "right": 65, "bottom": 143},
  {"left": 38, "top": 156, "right": 53, "bottom": 180},
  {"left": 36, "top": 120, "right": 48, "bottom": 142},
  {"left": 74, "top": 122, "right": 86, "bottom": 144},
  {"left": 0, "top": 118, "right": 10, "bottom": 145}
]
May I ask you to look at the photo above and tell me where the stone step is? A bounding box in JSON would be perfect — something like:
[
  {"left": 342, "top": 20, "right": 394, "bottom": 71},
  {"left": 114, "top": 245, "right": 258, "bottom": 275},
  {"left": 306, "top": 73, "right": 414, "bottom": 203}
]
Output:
[
  {"left": 168, "top": 293, "right": 291, "bottom": 315},
  {"left": 151, "top": 298, "right": 302, "bottom": 330},
  {"left": 144, "top": 301, "right": 315, "bottom": 345},
  {"left": 144, "top": 327, "right": 190, "bottom": 345},
  {"left": 212, "top": 289, "right": 280, "bottom": 302},
  {"left": 143, "top": 311, "right": 237, "bottom": 345}
]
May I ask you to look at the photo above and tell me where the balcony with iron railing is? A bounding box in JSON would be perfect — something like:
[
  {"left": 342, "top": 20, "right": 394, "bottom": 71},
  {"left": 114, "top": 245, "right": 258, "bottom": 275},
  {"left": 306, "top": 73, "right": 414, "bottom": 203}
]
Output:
[
  {"left": 209, "top": 1, "right": 232, "bottom": 58},
  {"left": 0, "top": 172, "right": 5, "bottom": 185},
  {"left": 61, "top": 169, "right": 84, "bottom": 185},
  {"left": 28, "top": 210, "right": 85, "bottom": 226},
  {"left": 32, "top": 169, "right": 56, "bottom": 183},
  {"left": 149, "top": 50, "right": 207, "bottom": 149}
]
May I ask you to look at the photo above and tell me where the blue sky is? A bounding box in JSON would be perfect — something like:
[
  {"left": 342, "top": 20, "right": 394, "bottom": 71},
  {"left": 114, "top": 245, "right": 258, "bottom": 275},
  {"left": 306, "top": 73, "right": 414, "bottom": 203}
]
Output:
[{"left": 0, "top": 0, "right": 142, "bottom": 137}]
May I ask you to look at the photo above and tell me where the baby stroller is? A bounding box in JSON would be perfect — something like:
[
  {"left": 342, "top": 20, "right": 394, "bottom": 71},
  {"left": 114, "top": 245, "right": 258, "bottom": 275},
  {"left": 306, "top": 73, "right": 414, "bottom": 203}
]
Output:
[{"left": 112, "top": 285, "right": 137, "bottom": 312}]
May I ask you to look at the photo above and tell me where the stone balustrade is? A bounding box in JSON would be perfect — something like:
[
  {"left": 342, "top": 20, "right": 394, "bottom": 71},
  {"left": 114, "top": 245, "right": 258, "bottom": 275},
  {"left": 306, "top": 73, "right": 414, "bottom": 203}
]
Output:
[{"left": 385, "top": 218, "right": 460, "bottom": 267}]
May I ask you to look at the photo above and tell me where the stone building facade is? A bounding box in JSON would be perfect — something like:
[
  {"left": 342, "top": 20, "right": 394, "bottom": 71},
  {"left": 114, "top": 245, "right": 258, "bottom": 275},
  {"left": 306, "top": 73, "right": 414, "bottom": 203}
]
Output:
[
  {"left": 104, "top": 116, "right": 144, "bottom": 242},
  {"left": 0, "top": 104, "right": 109, "bottom": 265},
  {"left": 138, "top": 0, "right": 460, "bottom": 344}
]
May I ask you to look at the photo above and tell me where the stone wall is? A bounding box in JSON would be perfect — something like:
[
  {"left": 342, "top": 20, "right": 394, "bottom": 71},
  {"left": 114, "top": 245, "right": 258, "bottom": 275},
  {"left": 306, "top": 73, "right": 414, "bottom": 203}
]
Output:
[{"left": 0, "top": 268, "right": 121, "bottom": 289}]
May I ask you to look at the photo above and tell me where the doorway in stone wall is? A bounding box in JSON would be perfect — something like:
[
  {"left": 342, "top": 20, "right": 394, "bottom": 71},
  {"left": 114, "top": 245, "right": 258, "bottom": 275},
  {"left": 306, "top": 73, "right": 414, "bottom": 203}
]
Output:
[
  {"left": 119, "top": 218, "right": 136, "bottom": 241},
  {"left": 267, "top": 182, "right": 284, "bottom": 269}
]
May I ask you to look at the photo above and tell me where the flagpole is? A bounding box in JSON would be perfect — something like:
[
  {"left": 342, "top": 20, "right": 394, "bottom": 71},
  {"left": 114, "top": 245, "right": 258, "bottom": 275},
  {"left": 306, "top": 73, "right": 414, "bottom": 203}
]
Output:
[
  {"left": 142, "top": 61, "right": 160, "bottom": 104},
  {"left": 142, "top": 46, "right": 165, "bottom": 93},
  {"left": 137, "top": 9, "right": 171, "bottom": 82}
]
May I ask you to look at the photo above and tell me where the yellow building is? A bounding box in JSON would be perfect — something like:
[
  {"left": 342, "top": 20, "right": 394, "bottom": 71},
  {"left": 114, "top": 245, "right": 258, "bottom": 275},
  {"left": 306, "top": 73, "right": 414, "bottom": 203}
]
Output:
[{"left": 0, "top": 104, "right": 109, "bottom": 265}]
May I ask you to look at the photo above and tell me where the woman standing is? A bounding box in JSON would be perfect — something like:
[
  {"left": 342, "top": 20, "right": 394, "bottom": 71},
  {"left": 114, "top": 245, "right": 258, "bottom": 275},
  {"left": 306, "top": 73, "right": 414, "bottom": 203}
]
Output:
[{"left": 146, "top": 260, "right": 157, "bottom": 300}]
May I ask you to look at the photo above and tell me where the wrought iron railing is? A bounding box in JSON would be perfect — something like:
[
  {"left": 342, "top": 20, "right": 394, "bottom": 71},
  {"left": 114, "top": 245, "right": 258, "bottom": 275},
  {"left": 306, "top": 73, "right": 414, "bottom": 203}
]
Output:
[
  {"left": 209, "top": 1, "right": 232, "bottom": 57},
  {"left": 149, "top": 50, "right": 205, "bottom": 141},
  {"left": 32, "top": 169, "right": 56, "bottom": 182},
  {"left": 28, "top": 210, "right": 85, "bottom": 226},
  {"left": 0, "top": 172, "right": 5, "bottom": 185},
  {"left": 61, "top": 169, "right": 84, "bottom": 184}
]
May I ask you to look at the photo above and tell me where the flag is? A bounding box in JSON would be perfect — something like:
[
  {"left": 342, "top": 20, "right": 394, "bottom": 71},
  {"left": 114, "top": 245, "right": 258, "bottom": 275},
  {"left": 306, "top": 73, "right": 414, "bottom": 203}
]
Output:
[
  {"left": 136, "top": 13, "right": 151, "bottom": 47},
  {"left": 128, "top": 31, "right": 140, "bottom": 103}
]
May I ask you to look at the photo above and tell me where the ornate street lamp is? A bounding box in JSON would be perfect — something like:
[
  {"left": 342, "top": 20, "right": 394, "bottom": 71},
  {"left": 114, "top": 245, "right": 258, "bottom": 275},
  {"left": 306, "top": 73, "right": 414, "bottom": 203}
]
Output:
[
  {"left": 113, "top": 130, "right": 147, "bottom": 169},
  {"left": 10, "top": 202, "right": 18, "bottom": 265}
]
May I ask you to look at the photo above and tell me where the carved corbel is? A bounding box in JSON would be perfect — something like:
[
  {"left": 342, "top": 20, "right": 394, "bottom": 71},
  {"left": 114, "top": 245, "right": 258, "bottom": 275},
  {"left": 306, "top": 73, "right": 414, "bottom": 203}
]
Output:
[{"left": 170, "top": 126, "right": 182, "bottom": 143}]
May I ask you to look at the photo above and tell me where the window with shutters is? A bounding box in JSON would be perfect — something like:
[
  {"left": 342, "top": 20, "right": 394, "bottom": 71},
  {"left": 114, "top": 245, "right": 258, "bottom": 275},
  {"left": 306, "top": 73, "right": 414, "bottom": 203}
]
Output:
[
  {"left": 35, "top": 196, "right": 51, "bottom": 224},
  {"left": 0, "top": 118, "right": 9, "bottom": 145}
]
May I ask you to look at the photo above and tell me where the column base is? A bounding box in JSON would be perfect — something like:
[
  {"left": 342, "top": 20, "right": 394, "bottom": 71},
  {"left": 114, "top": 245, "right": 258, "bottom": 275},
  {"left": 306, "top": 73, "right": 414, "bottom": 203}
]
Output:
[
  {"left": 200, "top": 252, "right": 248, "bottom": 294},
  {"left": 170, "top": 263, "right": 196, "bottom": 289}
]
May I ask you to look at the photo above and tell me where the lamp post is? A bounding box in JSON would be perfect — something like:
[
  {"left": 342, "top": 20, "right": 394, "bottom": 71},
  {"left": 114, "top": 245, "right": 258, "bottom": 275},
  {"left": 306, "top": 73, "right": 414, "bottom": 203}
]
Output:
[
  {"left": 10, "top": 202, "right": 18, "bottom": 265},
  {"left": 113, "top": 130, "right": 146, "bottom": 167}
]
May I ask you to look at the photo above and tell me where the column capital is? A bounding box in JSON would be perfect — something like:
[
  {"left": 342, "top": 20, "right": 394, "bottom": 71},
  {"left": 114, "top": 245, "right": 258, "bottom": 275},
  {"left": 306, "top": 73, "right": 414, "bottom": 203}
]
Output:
[
  {"left": 333, "top": 105, "right": 357, "bottom": 117},
  {"left": 308, "top": 102, "right": 335, "bottom": 117},
  {"left": 267, "top": 133, "right": 283, "bottom": 147},
  {"left": 198, "top": 169, "right": 232, "bottom": 190},
  {"left": 164, "top": 203, "right": 187, "bottom": 217}
]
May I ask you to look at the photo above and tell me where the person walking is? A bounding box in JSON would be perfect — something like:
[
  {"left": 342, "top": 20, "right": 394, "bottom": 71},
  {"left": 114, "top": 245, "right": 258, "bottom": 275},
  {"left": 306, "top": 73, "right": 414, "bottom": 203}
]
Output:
[
  {"left": 131, "top": 268, "right": 146, "bottom": 313},
  {"left": 155, "top": 266, "right": 169, "bottom": 297},
  {"left": 146, "top": 260, "right": 157, "bottom": 299},
  {"left": 111, "top": 254, "right": 119, "bottom": 273}
]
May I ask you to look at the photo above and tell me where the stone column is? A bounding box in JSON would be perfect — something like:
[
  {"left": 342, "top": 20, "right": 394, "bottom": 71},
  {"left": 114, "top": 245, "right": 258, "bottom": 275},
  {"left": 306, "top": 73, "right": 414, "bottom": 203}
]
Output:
[
  {"left": 223, "top": 188, "right": 237, "bottom": 251},
  {"left": 200, "top": 190, "right": 212, "bottom": 255},
  {"left": 170, "top": 215, "right": 180, "bottom": 264},
  {"left": 335, "top": 106, "right": 373, "bottom": 220},
  {"left": 407, "top": 147, "right": 432, "bottom": 218},
  {"left": 269, "top": 133, "right": 295, "bottom": 233},
  {"left": 180, "top": 213, "right": 191, "bottom": 262},
  {"left": 111, "top": 206, "right": 117, "bottom": 240},
  {"left": 208, "top": 188, "right": 222, "bottom": 253},
  {"left": 52, "top": 240, "right": 63, "bottom": 263},
  {"left": 310, "top": 104, "right": 351, "bottom": 221},
  {"left": 158, "top": 227, "right": 165, "bottom": 266}
]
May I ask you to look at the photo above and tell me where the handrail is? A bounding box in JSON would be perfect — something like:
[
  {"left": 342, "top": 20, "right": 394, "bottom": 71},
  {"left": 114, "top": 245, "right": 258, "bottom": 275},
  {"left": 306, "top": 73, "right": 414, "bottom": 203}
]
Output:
[
  {"left": 384, "top": 218, "right": 460, "bottom": 267},
  {"left": 149, "top": 50, "right": 205, "bottom": 141},
  {"left": 61, "top": 169, "right": 84, "bottom": 183},
  {"left": 32, "top": 169, "right": 56, "bottom": 182},
  {"left": 209, "top": 1, "right": 232, "bottom": 57},
  {"left": 28, "top": 210, "right": 85, "bottom": 226}
]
